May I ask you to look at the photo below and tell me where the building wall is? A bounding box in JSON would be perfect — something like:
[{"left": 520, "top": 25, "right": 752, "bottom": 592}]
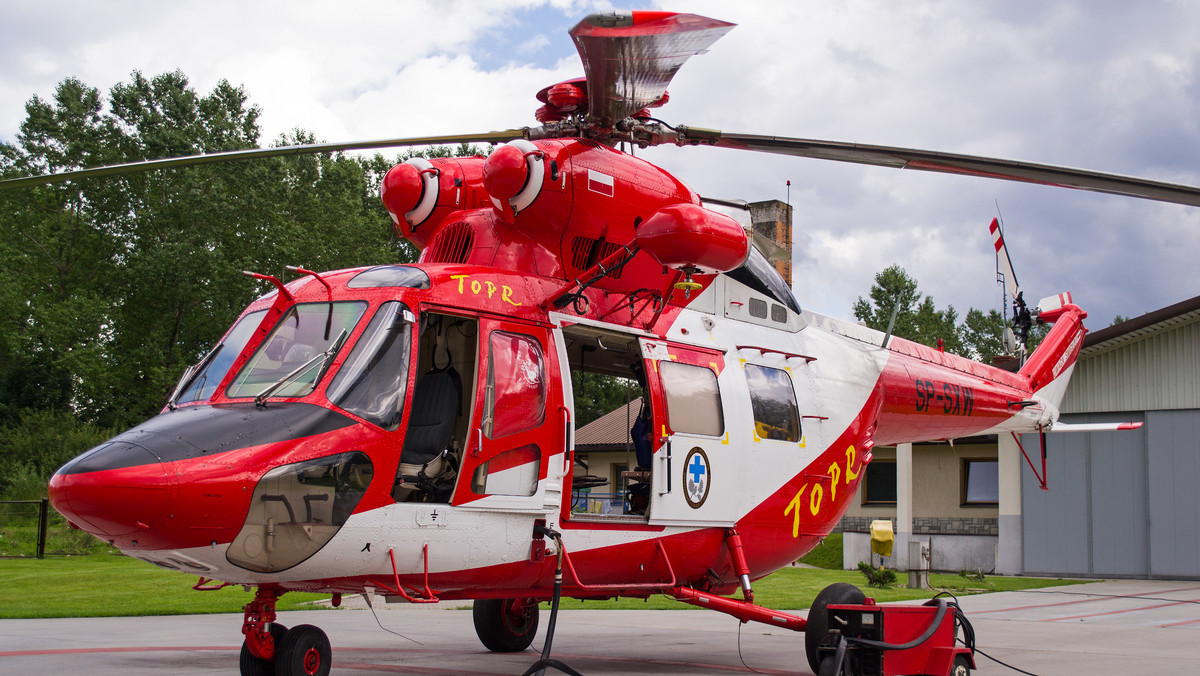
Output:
[
  {"left": 841, "top": 443, "right": 999, "bottom": 531},
  {"left": 841, "top": 442, "right": 999, "bottom": 571},
  {"left": 1062, "top": 312, "right": 1200, "bottom": 413},
  {"left": 1021, "top": 409, "right": 1200, "bottom": 578}
]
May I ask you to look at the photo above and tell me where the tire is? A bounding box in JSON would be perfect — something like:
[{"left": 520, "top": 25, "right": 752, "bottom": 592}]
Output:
[
  {"left": 817, "top": 654, "right": 840, "bottom": 676},
  {"left": 274, "top": 624, "right": 332, "bottom": 676},
  {"left": 239, "top": 623, "right": 287, "bottom": 676},
  {"left": 952, "top": 654, "right": 972, "bottom": 676},
  {"left": 472, "top": 598, "right": 540, "bottom": 652},
  {"left": 805, "top": 582, "right": 865, "bottom": 674}
]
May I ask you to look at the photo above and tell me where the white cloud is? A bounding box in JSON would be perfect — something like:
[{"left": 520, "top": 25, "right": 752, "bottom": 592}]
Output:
[{"left": 3, "top": 0, "right": 1198, "bottom": 326}]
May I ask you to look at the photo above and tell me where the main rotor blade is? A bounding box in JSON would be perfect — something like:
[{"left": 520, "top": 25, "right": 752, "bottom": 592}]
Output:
[
  {"left": 571, "top": 11, "right": 734, "bottom": 127},
  {"left": 0, "top": 130, "right": 525, "bottom": 191},
  {"left": 699, "top": 130, "right": 1200, "bottom": 208}
]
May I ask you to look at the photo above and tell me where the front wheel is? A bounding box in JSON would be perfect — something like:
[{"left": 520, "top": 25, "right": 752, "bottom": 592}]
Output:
[
  {"left": 239, "top": 623, "right": 287, "bottom": 676},
  {"left": 472, "top": 598, "right": 540, "bottom": 652},
  {"left": 952, "top": 654, "right": 972, "bottom": 676},
  {"left": 275, "top": 624, "right": 331, "bottom": 676}
]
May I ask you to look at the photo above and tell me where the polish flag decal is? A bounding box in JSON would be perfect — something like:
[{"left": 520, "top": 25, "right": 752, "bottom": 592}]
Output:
[{"left": 587, "top": 169, "right": 614, "bottom": 197}]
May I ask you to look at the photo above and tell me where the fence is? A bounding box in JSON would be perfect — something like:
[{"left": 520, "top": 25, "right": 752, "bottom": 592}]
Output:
[{"left": 0, "top": 498, "right": 50, "bottom": 558}]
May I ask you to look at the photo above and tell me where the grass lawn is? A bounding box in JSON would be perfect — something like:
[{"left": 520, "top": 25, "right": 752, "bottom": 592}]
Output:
[
  {"left": 544, "top": 565, "right": 1081, "bottom": 611},
  {"left": 0, "top": 548, "right": 1081, "bottom": 619},
  {"left": 0, "top": 554, "right": 327, "bottom": 618}
]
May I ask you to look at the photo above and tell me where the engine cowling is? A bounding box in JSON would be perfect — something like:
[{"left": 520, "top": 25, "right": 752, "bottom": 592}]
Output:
[{"left": 636, "top": 203, "right": 749, "bottom": 274}]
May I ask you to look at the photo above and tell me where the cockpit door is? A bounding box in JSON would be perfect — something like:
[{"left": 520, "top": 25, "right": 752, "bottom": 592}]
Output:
[
  {"left": 451, "top": 317, "right": 562, "bottom": 513},
  {"left": 640, "top": 338, "right": 736, "bottom": 527}
]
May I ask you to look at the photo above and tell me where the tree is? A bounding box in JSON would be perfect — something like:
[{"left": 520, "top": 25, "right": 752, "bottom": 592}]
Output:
[
  {"left": 0, "top": 71, "right": 414, "bottom": 432},
  {"left": 853, "top": 265, "right": 963, "bottom": 354}
]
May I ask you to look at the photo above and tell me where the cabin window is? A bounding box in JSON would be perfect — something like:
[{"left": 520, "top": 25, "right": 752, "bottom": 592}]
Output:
[
  {"left": 326, "top": 302, "right": 413, "bottom": 430},
  {"left": 174, "top": 309, "right": 266, "bottom": 405},
  {"left": 227, "top": 301, "right": 367, "bottom": 400},
  {"left": 227, "top": 451, "right": 373, "bottom": 573},
  {"left": 863, "top": 461, "right": 897, "bottom": 504},
  {"left": 744, "top": 364, "right": 801, "bottom": 442},
  {"left": 962, "top": 459, "right": 999, "bottom": 505},
  {"left": 472, "top": 444, "right": 541, "bottom": 496},
  {"left": 484, "top": 332, "right": 546, "bottom": 439},
  {"left": 347, "top": 265, "right": 430, "bottom": 289},
  {"left": 659, "top": 361, "right": 724, "bottom": 437}
]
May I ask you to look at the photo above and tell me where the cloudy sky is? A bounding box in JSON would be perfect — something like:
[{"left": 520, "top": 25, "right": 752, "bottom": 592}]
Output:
[{"left": 4, "top": 0, "right": 1199, "bottom": 328}]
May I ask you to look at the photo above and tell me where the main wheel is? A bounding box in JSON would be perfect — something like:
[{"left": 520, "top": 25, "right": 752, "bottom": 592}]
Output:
[
  {"left": 275, "top": 624, "right": 331, "bottom": 676},
  {"left": 805, "top": 582, "right": 865, "bottom": 673},
  {"left": 239, "top": 623, "right": 287, "bottom": 676},
  {"left": 472, "top": 598, "right": 540, "bottom": 652}
]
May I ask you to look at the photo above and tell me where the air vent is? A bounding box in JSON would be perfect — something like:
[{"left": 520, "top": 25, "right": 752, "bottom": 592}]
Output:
[
  {"left": 570, "top": 236, "right": 625, "bottom": 279},
  {"left": 749, "top": 298, "right": 768, "bottom": 319},
  {"left": 771, "top": 303, "right": 787, "bottom": 323},
  {"left": 427, "top": 221, "right": 474, "bottom": 264}
]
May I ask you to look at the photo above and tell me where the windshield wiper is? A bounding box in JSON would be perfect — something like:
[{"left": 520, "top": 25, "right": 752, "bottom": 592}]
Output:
[
  {"left": 254, "top": 329, "right": 349, "bottom": 407},
  {"left": 167, "top": 342, "right": 223, "bottom": 410}
]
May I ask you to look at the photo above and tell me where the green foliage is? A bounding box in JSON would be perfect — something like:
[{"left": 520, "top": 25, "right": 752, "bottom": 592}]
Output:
[
  {"left": 1, "top": 71, "right": 416, "bottom": 445},
  {"left": 544, "top": 567, "right": 1083, "bottom": 611},
  {"left": 855, "top": 265, "right": 1051, "bottom": 361},
  {"left": 853, "top": 265, "right": 964, "bottom": 355},
  {"left": 959, "top": 569, "right": 987, "bottom": 583},
  {"left": 798, "top": 533, "right": 843, "bottom": 570},
  {"left": 0, "top": 555, "right": 328, "bottom": 618},
  {"left": 571, "top": 372, "right": 640, "bottom": 427},
  {"left": 0, "top": 409, "right": 119, "bottom": 496},
  {"left": 857, "top": 560, "right": 897, "bottom": 588}
]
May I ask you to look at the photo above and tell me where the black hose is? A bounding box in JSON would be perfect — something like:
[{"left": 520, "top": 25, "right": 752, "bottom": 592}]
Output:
[{"left": 521, "top": 529, "right": 582, "bottom": 676}]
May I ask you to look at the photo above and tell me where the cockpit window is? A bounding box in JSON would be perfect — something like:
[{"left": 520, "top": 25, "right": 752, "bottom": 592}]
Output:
[
  {"left": 227, "top": 302, "right": 367, "bottom": 400},
  {"left": 326, "top": 302, "right": 414, "bottom": 430},
  {"left": 347, "top": 265, "right": 431, "bottom": 289},
  {"left": 172, "top": 310, "right": 266, "bottom": 406},
  {"left": 727, "top": 247, "right": 802, "bottom": 314}
]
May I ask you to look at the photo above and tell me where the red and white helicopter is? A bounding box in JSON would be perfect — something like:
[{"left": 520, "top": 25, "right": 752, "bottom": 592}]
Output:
[{"left": 7, "top": 10, "right": 1198, "bottom": 676}]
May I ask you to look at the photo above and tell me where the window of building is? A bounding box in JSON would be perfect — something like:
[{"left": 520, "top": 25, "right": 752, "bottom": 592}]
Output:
[
  {"left": 863, "top": 461, "right": 897, "bottom": 504},
  {"left": 962, "top": 459, "right": 999, "bottom": 505},
  {"left": 659, "top": 361, "right": 724, "bottom": 437},
  {"left": 743, "top": 363, "right": 801, "bottom": 442}
]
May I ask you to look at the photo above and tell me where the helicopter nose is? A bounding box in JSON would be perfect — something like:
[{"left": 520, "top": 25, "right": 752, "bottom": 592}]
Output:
[{"left": 49, "top": 438, "right": 173, "bottom": 541}]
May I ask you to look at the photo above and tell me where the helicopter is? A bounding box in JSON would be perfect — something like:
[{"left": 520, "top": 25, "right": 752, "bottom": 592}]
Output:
[{"left": 6, "top": 10, "right": 1198, "bottom": 676}]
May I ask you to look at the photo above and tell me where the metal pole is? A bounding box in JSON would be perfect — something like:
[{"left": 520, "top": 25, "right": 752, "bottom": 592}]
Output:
[{"left": 37, "top": 497, "right": 49, "bottom": 559}]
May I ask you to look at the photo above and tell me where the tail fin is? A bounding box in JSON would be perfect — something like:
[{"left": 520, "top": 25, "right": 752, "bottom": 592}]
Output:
[{"left": 1018, "top": 292, "right": 1087, "bottom": 407}]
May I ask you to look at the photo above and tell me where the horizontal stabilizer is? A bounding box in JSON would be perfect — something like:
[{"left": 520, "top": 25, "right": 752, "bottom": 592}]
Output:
[{"left": 1049, "top": 421, "right": 1143, "bottom": 433}]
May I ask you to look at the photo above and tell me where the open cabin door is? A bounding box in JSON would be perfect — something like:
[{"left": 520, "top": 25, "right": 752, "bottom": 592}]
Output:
[
  {"left": 450, "top": 316, "right": 564, "bottom": 513},
  {"left": 640, "top": 338, "right": 736, "bottom": 527}
]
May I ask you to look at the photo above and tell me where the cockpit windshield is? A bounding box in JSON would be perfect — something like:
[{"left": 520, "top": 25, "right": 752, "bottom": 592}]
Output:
[
  {"left": 171, "top": 310, "right": 266, "bottom": 407},
  {"left": 326, "top": 301, "right": 414, "bottom": 430},
  {"left": 227, "top": 302, "right": 367, "bottom": 400}
]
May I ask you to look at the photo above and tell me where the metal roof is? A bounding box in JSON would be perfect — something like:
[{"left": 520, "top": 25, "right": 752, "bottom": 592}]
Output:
[
  {"left": 574, "top": 399, "right": 642, "bottom": 449},
  {"left": 1062, "top": 293, "right": 1200, "bottom": 413}
]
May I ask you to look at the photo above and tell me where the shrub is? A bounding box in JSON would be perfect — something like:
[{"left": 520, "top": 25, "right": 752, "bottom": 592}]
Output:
[{"left": 857, "top": 561, "right": 897, "bottom": 588}]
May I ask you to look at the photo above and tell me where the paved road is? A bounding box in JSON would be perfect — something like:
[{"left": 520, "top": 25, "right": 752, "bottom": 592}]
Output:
[{"left": 1, "top": 580, "right": 1197, "bottom": 674}]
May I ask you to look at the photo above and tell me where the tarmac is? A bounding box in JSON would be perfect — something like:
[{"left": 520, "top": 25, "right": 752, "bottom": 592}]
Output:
[{"left": 1, "top": 579, "right": 1197, "bottom": 674}]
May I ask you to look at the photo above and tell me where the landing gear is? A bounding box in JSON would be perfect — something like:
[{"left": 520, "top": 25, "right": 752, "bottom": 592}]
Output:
[
  {"left": 276, "top": 624, "right": 332, "bottom": 676},
  {"left": 473, "top": 597, "right": 540, "bottom": 652},
  {"left": 240, "top": 587, "right": 333, "bottom": 676},
  {"left": 239, "top": 623, "right": 286, "bottom": 676}
]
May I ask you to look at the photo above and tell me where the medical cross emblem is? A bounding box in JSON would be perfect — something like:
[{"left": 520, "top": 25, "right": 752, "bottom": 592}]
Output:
[{"left": 683, "top": 448, "right": 711, "bottom": 509}]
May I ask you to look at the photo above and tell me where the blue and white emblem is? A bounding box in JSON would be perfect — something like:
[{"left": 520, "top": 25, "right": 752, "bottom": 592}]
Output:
[{"left": 683, "top": 447, "right": 711, "bottom": 509}]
